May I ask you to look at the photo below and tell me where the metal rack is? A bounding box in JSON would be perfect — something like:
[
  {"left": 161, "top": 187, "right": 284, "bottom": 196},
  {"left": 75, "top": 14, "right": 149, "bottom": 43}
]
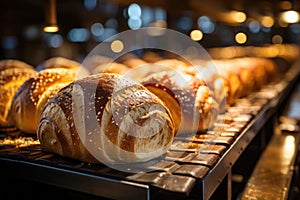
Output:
[{"left": 0, "top": 61, "right": 299, "bottom": 200}]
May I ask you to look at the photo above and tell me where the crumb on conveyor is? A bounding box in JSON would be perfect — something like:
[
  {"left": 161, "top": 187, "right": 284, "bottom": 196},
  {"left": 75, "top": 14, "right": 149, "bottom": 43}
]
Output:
[{"left": 0, "top": 136, "right": 40, "bottom": 147}]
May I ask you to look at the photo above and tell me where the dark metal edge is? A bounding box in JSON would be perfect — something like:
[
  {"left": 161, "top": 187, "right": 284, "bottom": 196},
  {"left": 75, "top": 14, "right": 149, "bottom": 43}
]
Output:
[
  {"left": 0, "top": 158, "right": 150, "bottom": 200},
  {"left": 201, "top": 65, "right": 300, "bottom": 200}
]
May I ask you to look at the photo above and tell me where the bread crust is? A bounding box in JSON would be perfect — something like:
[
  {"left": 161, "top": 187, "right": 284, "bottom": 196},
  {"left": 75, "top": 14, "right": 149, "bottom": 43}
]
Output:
[
  {"left": 36, "top": 57, "right": 82, "bottom": 71},
  {"left": 10, "top": 68, "right": 78, "bottom": 133},
  {"left": 0, "top": 60, "right": 37, "bottom": 128},
  {"left": 37, "top": 73, "right": 175, "bottom": 163},
  {"left": 142, "top": 71, "right": 219, "bottom": 134},
  {"left": 0, "top": 59, "right": 34, "bottom": 71}
]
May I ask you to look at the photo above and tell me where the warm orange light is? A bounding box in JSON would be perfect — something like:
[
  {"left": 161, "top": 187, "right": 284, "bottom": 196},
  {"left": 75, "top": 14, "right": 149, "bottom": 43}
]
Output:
[
  {"left": 44, "top": 0, "right": 59, "bottom": 32},
  {"left": 219, "top": 47, "right": 237, "bottom": 59},
  {"left": 284, "top": 135, "right": 295, "bottom": 160},
  {"left": 235, "top": 32, "right": 247, "bottom": 44},
  {"left": 190, "top": 30, "right": 203, "bottom": 41},
  {"left": 43, "top": 25, "right": 59, "bottom": 33},
  {"left": 280, "top": 10, "right": 300, "bottom": 23},
  {"left": 230, "top": 11, "right": 247, "bottom": 23},
  {"left": 272, "top": 35, "right": 283, "bottom": 44},
  {"left": 261, "top": 16, "right": 274, "bottom": 27},
  {"left": 111, "top": 40, "right": 124, "bottom": 53},
  {"left": 280, "top": 1, "right": 292, "bottom": 10}
]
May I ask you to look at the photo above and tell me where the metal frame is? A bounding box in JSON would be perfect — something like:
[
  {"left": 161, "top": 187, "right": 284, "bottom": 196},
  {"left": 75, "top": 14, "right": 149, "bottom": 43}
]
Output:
[
  {"left": 200, "top": 65, "right": 300, "bottom": 200},
  {"left": 1, "top": 62, "right": 299, "bottom": 200},
  {"left": 0, "top": 158, "right": 150, "bottom": 200}
]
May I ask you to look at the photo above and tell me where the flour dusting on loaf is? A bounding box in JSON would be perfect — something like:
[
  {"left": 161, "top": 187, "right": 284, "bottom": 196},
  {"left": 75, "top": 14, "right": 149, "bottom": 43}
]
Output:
[{"left": 37, "top": 73, "right": 175, "bottom": 164}]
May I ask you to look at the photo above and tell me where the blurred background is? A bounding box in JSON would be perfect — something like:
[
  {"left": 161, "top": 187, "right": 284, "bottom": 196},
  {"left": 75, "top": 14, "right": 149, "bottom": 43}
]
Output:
[{"left": 1, "top": 0, "right": 300, "bottom": 66}]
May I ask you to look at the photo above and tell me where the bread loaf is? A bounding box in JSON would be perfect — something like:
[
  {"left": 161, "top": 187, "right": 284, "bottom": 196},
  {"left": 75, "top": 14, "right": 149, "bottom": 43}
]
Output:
[
  {"left": 0, "top": 59, "right": 35, "bottom": 71},
  {"left": 37, "top": 73, "right": 175, "bottom": 163},
  {"left": 10, "top": 68, "right": 79, "bottom": 134},
  {"left": 141, "top": 70, "right": 219, "bottom": 134},
  {"left": 91, "top": 62, "right": 130, "bottom": 75},
  {"left": 36, "top": 57, "right": 82, "bottom": 71},
  {"left": 117, "top": 53, "right": 148, "bottom": 68},
  {"left": 214, "top": 61, "right": 243, "bottom": 105},
  {"left": 0, "top": 60, "right": 37, "bottom": 128},
  {"left": 141, "top": 51, "right": 162, "bottom": 63}
]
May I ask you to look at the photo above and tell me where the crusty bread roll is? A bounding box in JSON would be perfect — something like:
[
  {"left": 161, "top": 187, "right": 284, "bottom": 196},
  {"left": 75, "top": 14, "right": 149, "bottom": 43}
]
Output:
[
  {"left": 117, "top": 53, "right": 148, "bottom": 68},
  {"left": 213, "top": 60, "right": 244, "bottom": 105},
  {"left": 141, "top": 71, "right": 219, "bottom": 134},
  {"left": 36, "top": 57, "right": 82, "bottom": 71},
  {"left": 222, "top": 61, "right": 254, "bottom": 97},
  {"left": 82, "top": 55, "right": 130, "bottom": 75},
  {"left": 37, "top": 73, "right": 175, "bottom": 163},
  {"left": 233, "top": 57, "right": 267, "bottom": 91},
  {"left": 0, "top": 59, "right": 35, "bottom": 71},
  {"left": 10, "top": 68, "right": 79, "bottom": 134},
  {"left": 163, "top": 60, "right": 227, "bottom": 110},
  {"left": 154, "top": 59, "right": 189, "bottom": 72},
  {"left": 141, "top": 51, "right": 162, "bottom": 63},
  {"left": 91, "top": 62, "right": 130, "bottom": 75},
  {"left": 0, "top": 60, "right": 37, "bottom": 128}
]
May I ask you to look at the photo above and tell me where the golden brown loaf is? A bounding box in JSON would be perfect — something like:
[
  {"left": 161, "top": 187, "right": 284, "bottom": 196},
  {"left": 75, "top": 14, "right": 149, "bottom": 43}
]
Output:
[
  {"left": 37, "top": 73, "right": 175, "bottom": 163},
  {"left": 221, "top": 60, "right": 254, "bottom": 98},
  {"left": 150, "top": 59, "right": 227, "bottom": 110},
  {"left": 0, "top": 60, "right": 37, "bottom": 128},
  {"left": 36, "top": 57, "right": 82, "bottom": 71},
  {"left": 153, "top": 59, "right": 189, "bottom": 72},
  {"left": 212, "top": 57, "right": 279, "bottom": 100},
  {"left": 141, "top": 51, "right": 162, "bottom": 63},
  {"left": 214, "top": 61, "right": 244, "bottom": 105},
  {"left": 0, "top": 59, "right": 34, "bottom": 71},
  {"left": 82, "top": 55, "right": 130, "bottom": 75},
  {"left": 141, "top": 71, "right": 219, "bottom": 134},
  {"left": 168, "top": 60, "right": 227, "bottom": 110},
  {"left": 10, "top": 68, "right": 79, "bottom": 134},
  {"left": 117, "top": 53, "right": 149, "bottom": 68},
  {"left": 91, "top": 62, "right": 130, "bottom": 75}
]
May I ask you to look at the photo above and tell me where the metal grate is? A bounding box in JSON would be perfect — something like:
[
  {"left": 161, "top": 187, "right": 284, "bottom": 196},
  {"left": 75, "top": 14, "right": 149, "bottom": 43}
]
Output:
[{"left": 0, "top": 67, "right": 299, "bottom": 200}]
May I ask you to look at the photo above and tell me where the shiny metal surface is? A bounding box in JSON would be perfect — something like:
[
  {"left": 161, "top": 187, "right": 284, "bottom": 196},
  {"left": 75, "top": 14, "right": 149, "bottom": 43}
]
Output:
[
  {"left": 282, "top": 80, "right": 300, "bottom": 120},
  {"left": 241, "top": 73, "right": 300, "bottom": 200},
  {"left": 1, "top": 158, "right": 151, "bottom": 200},
  {"left": 241, "top": 128, "right": 299, "bottom": 200},
  {"left": 0, "top": 61, "right": 299, "bottom": 199},
  {"left": 201, "top": 80, "right": 296, "bottom": 200}
]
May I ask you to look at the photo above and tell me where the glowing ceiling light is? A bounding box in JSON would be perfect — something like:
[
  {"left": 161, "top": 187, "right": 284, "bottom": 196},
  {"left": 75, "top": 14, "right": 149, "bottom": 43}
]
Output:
[
  {"left": 281, "top": 10, "right": 300, "bottom": 23},
  {"left": 261, "top": 16, "right": 274, "bottom": 27},
  {"left": 128, "top": 3, "right": 141, "bottom": 19},
  {"left": 197, "top": 16, "right": 215, "bottom": 33},
  {"left": 47, "top": 34, "right": 63, "bottom": 48},
  {"left": 235, "top": 32, "right": 247, "bottom": 44},
  {"left": 272, "top": 35, "right": 283, "bottom": 44},
  {"left": 249, "top": 21, "right": 260, "bottom": 33},
  {"left": 128, "top": 18, "right": 142, "bottom": 30},
  {"left": 43, "top": 25, "right": 59, "bottom": 33},
  {"left": 44, "top": 0, "right": 59, "bottom": 32},
  {"left": 91, "top": 23, "right": 104, "bottom": 37},
  {"left": 190, "top": 30, "right": 203, "bottom": 41},
  {"left": 230, "top": 11, "right": 247, "bottom": 23},
  {"left": 67, "top": 28, "right": 90, "bottom": 42},
  {"left": 111, "top": 40, "right": 124, "bottom": 53},
  {"left": 280, "top": 1, "right": 292, "bottom": 10}
]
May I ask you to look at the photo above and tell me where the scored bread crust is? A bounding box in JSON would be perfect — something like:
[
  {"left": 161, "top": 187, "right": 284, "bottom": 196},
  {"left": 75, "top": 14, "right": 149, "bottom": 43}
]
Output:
[
  {"left": 37, "top": 73, "right": 175, "bottom": 163},
  {"left": 141, "top": 71, "right": 219, "bottom": 135}
]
